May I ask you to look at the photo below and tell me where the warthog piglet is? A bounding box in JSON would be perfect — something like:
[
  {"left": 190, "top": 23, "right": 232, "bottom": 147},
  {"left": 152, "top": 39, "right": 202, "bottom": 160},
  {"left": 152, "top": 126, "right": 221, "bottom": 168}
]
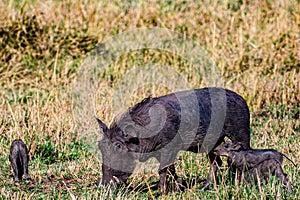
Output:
[
  {"left": 214, "top": 142, "right": 295, "bottom": 193},
  {"left": 9, "top": 139, "right": 31, "bottom": 182}
]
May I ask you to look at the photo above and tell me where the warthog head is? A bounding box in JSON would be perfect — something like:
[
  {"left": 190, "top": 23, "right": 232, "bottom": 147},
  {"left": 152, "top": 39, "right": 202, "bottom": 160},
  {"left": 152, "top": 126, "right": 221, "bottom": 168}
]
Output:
[{"left": 96, "top": 117, "right": 140, "bottom": 188}]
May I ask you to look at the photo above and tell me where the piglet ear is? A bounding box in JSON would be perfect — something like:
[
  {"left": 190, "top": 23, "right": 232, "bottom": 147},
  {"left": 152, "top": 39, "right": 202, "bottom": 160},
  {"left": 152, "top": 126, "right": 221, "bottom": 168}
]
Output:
[
  {"left": 233, "top": 142, "right": 244, "bottom": 151},
  {"left": 96, "top": 117, "right": 108, "bottom": 135}
]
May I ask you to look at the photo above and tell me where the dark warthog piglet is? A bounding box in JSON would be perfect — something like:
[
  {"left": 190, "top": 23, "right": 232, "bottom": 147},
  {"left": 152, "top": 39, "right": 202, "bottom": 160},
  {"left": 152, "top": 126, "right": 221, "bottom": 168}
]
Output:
[
  {"left": 97, "top": 88, "right": 251, "bottom": 192},
  {"left": 214, "top": 142, "right": 295, "bottom": 193},
  {"left": 9, "top": 139, "right": 31, "bottom": 182}
]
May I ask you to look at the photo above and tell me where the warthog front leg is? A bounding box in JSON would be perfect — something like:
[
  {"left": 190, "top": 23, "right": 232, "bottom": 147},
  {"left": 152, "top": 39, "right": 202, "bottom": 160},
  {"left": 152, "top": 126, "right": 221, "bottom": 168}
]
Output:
[
  {"left": 201, "top": 151, "right": 222, "bottom": 190},
  {"left": 158, "top": 164, "right": 176, "bottom": 192},
  {"left": 158, "top": 149, "right": 184, "bottom": 193}
]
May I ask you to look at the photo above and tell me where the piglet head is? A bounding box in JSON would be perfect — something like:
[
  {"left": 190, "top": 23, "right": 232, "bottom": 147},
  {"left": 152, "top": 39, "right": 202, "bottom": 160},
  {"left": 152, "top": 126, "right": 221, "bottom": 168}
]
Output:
[{"left": 214, "top": 142, "right": 244, "bottom": 157}]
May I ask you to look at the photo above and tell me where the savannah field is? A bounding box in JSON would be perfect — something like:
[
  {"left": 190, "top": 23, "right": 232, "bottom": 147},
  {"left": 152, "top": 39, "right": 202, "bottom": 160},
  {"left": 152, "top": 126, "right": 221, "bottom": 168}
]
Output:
[{"left": 0, "top": 0, "right": 299, "bottom": 199}]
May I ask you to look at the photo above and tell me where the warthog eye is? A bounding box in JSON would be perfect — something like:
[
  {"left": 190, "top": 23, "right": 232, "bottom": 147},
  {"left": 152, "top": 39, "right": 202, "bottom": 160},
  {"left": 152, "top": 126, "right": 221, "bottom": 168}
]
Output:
[{"left": 113, "top": 142, "right": 122, "bottom": 153}]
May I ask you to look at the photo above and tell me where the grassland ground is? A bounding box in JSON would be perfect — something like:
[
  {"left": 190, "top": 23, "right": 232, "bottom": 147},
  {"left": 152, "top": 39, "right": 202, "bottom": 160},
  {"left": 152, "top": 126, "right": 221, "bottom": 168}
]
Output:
[{"left": 0, "top": 0, "right": 299, "bottom": 199}]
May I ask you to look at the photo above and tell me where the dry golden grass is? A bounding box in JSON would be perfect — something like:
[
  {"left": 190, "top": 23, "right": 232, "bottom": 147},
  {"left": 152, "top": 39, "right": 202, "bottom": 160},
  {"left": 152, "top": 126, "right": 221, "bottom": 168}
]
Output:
[{"left": 0, "top": 0, "right": 299, "bottom": 199}]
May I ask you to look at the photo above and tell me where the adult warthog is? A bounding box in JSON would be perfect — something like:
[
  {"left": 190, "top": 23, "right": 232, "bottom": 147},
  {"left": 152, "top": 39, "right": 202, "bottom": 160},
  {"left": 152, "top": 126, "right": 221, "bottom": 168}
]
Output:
[{"left": 96, "top": 87, "right": 251, "bottom": 192}]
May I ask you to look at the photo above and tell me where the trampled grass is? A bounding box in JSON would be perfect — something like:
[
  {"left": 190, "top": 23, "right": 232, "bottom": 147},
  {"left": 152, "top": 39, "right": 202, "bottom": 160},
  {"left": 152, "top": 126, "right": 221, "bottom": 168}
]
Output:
[{"left": 0, "top": 0, "right": 299, "bottom": 199}]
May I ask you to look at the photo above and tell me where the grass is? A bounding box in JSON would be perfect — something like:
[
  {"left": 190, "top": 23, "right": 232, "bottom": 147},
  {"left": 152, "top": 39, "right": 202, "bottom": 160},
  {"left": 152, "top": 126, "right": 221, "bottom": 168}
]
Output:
[{"left": 0, "top": 0, "right": 299, "bottom": 199}]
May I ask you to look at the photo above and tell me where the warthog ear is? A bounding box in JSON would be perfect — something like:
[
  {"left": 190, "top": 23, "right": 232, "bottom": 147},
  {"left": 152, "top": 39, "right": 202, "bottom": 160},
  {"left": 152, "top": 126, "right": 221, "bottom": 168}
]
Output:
[{"left": 96, "top": 117, "right": 108, "bottom": 135}]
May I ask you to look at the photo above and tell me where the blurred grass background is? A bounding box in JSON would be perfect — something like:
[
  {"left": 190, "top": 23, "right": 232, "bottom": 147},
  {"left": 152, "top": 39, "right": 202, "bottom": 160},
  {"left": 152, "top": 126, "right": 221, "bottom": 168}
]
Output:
[{"left": 0, "top": 0, "right": 299, "bottom": 199}]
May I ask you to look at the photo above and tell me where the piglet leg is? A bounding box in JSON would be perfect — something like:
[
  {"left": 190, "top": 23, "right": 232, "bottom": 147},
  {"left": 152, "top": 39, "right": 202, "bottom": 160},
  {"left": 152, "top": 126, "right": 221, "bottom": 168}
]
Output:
[
  {"left": 275, "top": 162, "right": 292, "bottom": 193},
  {"left": 21, "top": 149, "right": 31, "bottom": 180},
  {"left": 11, "top": 157, "right": 20, "bottom": 182}
]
